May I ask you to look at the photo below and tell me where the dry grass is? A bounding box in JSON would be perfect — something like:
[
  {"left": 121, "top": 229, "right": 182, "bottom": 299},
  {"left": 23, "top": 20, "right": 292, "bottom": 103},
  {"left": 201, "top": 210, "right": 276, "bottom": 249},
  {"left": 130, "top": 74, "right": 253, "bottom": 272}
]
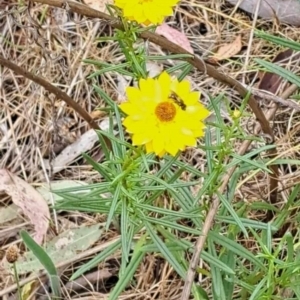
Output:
[{"left": 1, "top": 0, "right": 300, "bottom": 299}]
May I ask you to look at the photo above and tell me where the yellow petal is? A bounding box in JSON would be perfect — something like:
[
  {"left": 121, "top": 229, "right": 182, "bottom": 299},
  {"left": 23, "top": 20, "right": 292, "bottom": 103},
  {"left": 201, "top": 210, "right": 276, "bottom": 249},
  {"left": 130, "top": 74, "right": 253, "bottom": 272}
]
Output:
[
  {"left": 145, "top": 141, "right": 154, "bottom": 154},
  {"left": 152, "top": 134, "right": 165, "bottom": 155},
  {"left": 132, "top": 133, "right": 152, "bottom": 145}
]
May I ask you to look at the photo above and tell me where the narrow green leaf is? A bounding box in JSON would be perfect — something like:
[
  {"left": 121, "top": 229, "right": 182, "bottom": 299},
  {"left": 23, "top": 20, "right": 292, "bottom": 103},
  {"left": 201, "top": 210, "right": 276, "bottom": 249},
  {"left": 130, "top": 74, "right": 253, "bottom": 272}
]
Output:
[
  {"left": 144, "top": 216, "right": 201, "bottom": 235},
  {"left": 82, "top": 153, "right": 113, "bottom": 181},
  {"left": 255, "top": 30, "right": 300, "bottom": 51},
  {"left": 146, "top": 54, "right": 193, "bottom": 60},
  {"left": 106, "top": 184, "right": 121, "bottom": 230},
  {"left": 145, "top": 222, "right": 186, "bottom": 278},
  {"left": 120, "top": 200, "right": 130, "bottom": 276},
  {"left": 93, "top": 84, "right": 116, "bottom": 108},
  {"left": 135, "top": 203, "right": 200, "bottom": 219},
  {"left": 95, "top": 130, "right": 111, "bottom": 160},
  {"left": 220, "top": 239, "right": 235, "bottom": 299},
  {"left": 166, "top": 62, "right": 191, "bottom": 74},
  {"left": 178, "top": 63, "right": 193, "bottom": 81},
  {"left": 229, "top": 153, "right": 271, "bottom": 173},
  {"left": 108, "top": 238, "right": 145, "bottom": 300},
  {"left": 70, "top": 239, "right": 121, "bottom": 280},
  {"left": 21, "top": 231, "right": 61, "bottom": 299},
  {"left": 157, "top": 228, "right": 235, "bottom": 275},
  {"left": 114, "top": 103, "right": 126, "bottom": 156},
  {"left": 201, "top": 250, "right": 235, "bottom": 275},
  {"left": 209, "top": 231, "right": 264, "bottom": 268},
  {"left": 140, "top": 173, "right": 178, "bottom": 193},
  {"left": 225, "top": 145, "right": 275, "bottom": 169},
  {"left": 195, "top": 169, "right": 219, "bottom": 203},
  {"left": 216, "top": 216, "right": 277, "bottom": 231},
  {"left": 208, "top": 239, "right": 226, "bottom": 300},
  {"left": 217, "top": 192, "right": 248, "bottom": 238},
  {"left": 255, "top": 58, "right": 300, "bottom": 87},
  {"left": 99, "top": 130, "right": 134, "bottom": 149},
  {"left": 249, "top": 276, "right": 267, "bottom": 300}
]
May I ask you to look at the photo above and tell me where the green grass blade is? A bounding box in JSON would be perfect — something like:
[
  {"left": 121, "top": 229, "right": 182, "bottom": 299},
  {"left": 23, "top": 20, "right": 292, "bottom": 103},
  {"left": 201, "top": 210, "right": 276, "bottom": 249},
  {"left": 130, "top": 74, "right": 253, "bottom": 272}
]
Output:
[
  {"left": 20, "top": 231, "right": 61, "bottom": 299},
  {"left": 106, "top": 183, "right": 121, "bottom": 230},
  {"left": 255, "top": 58, "right": 300, "bottom": 88},
  {"left": 82, "top": 153, "right": 113, "bottom": 181},
  {"left": 70, "top": 239, "right": 122, "bottom": 280},
  {"left": 217, "top": 191, "right": 248, "bottom": 238},
  {"left": 255, "top": 30, "right": 300, "bottom": 51},
  {"left": 120, "top": 199, "right": 130, "bottom": 276},
  {"left": 230, "top": 153, "right": 271, "bottom": 173},
  {"left": 93, "top": 84, "right": 116, "bottom": 108},
  {"left": 209, "top": 231, "right": 264, "bottom": 268},
  {"left": 145, "top": 222, "right": 186, "bottom": 278},
  {"left": 108, "top": 239, "right": 145, "bottom": 300},
  {"left": 144, "top": 216, "right": 201, "bottom": 235},
  {"left": 208, "top": 238, "right": 226, "bottom": 300}
]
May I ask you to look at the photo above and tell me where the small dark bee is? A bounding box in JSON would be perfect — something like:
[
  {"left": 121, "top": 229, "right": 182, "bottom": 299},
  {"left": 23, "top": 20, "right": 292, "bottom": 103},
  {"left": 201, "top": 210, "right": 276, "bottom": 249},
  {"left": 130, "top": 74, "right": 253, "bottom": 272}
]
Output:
[{"left": 169, "top": 91, "right": 186, "bottom": 110}]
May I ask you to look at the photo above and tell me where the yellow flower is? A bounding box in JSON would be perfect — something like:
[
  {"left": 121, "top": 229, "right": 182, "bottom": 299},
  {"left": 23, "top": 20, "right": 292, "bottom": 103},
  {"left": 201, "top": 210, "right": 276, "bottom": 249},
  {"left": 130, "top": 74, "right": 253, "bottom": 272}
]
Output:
[
  {"left": 114, "top": 0, "right": 179, "bottom": 25},
  {"left": 232, "top": 109, "right": 241, "bottom": 119},
  {"left": 119, "top": 72, "right": 210, "bottom": 157}
]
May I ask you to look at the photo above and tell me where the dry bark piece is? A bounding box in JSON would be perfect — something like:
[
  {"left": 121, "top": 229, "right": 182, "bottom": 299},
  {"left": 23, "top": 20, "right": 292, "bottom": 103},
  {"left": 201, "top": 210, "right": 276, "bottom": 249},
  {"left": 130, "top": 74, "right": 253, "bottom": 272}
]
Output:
[{"left": 0, "top": 169, "right": 50, "bottom": 245}]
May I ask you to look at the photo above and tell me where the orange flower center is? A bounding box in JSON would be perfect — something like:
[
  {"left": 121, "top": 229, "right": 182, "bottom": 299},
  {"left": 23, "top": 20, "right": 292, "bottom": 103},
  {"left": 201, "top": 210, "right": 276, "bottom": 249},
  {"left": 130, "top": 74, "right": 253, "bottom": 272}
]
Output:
[{"left": 155, "top": 102, "right": 176, "bottom": 122}]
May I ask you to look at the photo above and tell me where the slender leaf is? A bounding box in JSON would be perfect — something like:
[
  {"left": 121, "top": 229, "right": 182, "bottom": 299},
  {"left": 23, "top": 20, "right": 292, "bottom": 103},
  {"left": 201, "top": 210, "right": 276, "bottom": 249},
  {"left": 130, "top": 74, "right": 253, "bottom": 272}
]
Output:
[
  {"left": 209, "top": 231, "right": 264, "bottom": 268},
  {"left": 145, "top": 222, "right": 186, "bottom": 278},
  {"left": 108, "top": 238, "right": 145, "bottom": 300},
  {"left": 21, "top": 231, "right": 61, "bottom": 299},
  {"left": 255, "top": 58, "right": 300, "bottom": 87},
  {"left": 70, "top": 239, "right": 121, "bottom": 280}
]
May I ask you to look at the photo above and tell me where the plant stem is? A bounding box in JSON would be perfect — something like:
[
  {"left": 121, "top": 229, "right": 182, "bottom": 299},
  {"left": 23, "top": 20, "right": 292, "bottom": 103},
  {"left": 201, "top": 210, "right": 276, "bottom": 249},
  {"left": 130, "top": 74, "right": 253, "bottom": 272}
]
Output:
[{"left": 13, "top": 263, "right": 22, "bottom": 300}]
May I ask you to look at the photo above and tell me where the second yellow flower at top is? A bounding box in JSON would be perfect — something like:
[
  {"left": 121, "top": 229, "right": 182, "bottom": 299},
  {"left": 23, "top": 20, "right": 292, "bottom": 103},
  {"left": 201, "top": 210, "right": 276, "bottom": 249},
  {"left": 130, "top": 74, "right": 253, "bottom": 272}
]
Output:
[{"left": 114, "top": 0, "right": 180, "bottom": 25}]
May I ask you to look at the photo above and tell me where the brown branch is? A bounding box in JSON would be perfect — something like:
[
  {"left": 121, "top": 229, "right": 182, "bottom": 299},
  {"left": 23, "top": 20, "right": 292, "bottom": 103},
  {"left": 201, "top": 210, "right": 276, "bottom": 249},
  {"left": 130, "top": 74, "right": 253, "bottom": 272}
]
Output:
[
  {"left": 0, "top": 55, "right": 100, "bottom": 130},
  {"left": 21, "top": 0, "right": 278, "bottom": 298}
]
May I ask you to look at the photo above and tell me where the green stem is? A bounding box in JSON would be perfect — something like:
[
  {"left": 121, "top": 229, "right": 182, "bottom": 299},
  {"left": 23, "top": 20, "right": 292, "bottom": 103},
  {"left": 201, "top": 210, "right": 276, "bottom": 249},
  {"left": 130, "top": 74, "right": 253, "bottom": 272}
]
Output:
[{"left": 13, "top": 263, "right": 22, "bottom": 300}]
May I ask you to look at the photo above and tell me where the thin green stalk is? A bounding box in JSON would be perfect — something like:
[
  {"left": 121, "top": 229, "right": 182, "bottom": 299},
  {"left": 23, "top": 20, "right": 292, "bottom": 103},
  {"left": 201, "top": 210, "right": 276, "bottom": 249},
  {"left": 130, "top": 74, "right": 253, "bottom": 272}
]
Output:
[{"left": 13, "top": 263, "right": 21, "bottom": 300}]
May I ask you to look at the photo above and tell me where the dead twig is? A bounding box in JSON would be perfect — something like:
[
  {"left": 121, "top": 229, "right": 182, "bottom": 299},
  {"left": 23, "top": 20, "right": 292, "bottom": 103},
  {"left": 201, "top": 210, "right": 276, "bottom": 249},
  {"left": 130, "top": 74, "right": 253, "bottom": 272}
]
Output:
[{"left": 251, "top": 88, "right": 300, "bottom": 111}]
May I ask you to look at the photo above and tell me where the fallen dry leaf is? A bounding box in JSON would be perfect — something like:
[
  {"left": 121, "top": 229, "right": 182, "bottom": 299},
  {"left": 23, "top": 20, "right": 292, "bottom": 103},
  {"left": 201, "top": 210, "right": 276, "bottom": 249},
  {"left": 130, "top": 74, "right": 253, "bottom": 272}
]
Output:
[
  {"left": 0, "top": 169, "right": 50, "bottom": 244},
  {"left": 210, "top": 35, "right": 242, "bottom": 62},
  {"left": 83, "top": 0, "right": 113, "bottom": 13},
  {"left": 156, "top": 23, "right": 194, "bottom": 53}
]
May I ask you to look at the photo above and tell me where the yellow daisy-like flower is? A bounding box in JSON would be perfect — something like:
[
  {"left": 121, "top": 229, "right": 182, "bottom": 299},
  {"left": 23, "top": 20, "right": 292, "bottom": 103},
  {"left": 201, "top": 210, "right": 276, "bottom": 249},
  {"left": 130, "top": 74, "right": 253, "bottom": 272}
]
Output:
[
  {"left": 119, "top": 72, "right": 210, "bottom": 157},
  {"left": 114, "top": 0, "right": 179, "bottom": 25}
]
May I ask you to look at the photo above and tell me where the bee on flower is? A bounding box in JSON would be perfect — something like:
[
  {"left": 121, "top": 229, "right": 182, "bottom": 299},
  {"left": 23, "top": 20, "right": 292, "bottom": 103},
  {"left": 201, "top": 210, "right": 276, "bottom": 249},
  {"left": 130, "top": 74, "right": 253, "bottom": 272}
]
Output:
[
  {"left": 114, "top": 0, "right": 180, "bottom": 25},
  {"left": 119, "top": 72, "right": 210, "bottom": 157}
]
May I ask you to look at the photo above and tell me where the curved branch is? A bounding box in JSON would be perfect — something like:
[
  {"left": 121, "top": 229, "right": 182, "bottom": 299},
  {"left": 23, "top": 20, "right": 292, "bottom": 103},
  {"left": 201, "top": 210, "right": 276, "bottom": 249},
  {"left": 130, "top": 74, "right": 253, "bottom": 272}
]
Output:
[{"left": 0, "top": 55, "right": 100, "bottom": 130}]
